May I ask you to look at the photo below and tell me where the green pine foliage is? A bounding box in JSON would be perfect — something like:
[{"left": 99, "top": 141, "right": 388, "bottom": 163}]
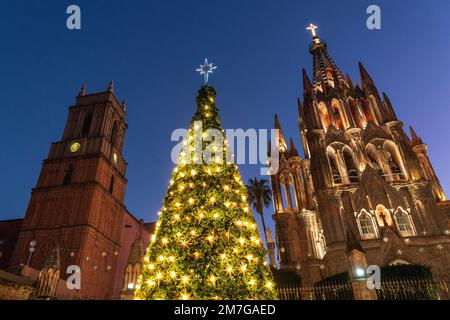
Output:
[{"left": 135, "top": 85, "right": 277, "bottom": 300}]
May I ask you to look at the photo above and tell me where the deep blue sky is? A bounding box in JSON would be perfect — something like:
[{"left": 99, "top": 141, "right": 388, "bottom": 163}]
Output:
[{"left": 1, "top": 1, "right": 449, "bottom": 240}]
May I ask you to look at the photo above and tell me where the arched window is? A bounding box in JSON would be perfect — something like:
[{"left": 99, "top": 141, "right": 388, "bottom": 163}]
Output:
[
  {"left": 360, "top": 99, "right": 377, "bottom": 124},
  {"left": 348, "top": 99, "right": 367, "bottom": 128},
  {"left": 331, "top": 100, "right": 348, "bottom": 130},
  {"left": 375, "top": 204, "right": 393, "bottom": 227},
  {"left": 111, "top": 121, "right": 119, "bottom": 148},
  {"left": 132, "top": 264, "right": 141, "bottom": 289},
  {"left": 383, "top": 142, "right": 406, "bottom": 181},
  {"left": 109, "top": 175, "right": 115, "bottom": 194},
  {"left": 81, "top": 112, "right": 93, "bottom": 137},
  {"left": 325, "top": 68, "right": 335, "bottom": 87},
  {"left": 366, "top": 145, "right": 384, "bottom": 176},
  {"left": 124, "top": 264, "right": 133, "bottom": 290},
  {"left": 63, "top": 164, "right": 73, "bottom": 185},
  {"left": 327, "top": 148, "right": 342, "bottom": 185},
  {"left": 289, "top": 183, "right": 297, "bottom": 210},
  {"left": 318, "top": 102, "right": 331, "bottom": 131},
  {"left": 343, "top": 148, "right": 359, "bottom": 183},
  {"left": 357, "top": 212, "right": 378, "bottom": 240},
  {"left": 394, "top": 209, "right": 415, "bottom": 237}
]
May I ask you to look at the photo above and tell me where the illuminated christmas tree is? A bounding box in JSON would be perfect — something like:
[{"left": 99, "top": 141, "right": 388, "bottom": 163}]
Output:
[{"left": 135, "top": 60, "right": 277, "bottom": 300}]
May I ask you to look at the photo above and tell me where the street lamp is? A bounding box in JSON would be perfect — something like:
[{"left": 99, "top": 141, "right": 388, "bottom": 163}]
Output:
[{"left": 27, "top": 240, "right": 37, "bottom": 267}]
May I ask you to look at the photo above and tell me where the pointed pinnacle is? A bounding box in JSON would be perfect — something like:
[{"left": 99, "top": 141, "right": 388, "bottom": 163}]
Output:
[
  {"left": 409, "top": 126, "right": 424, "bottom": 146},
  {"left": 289, "top": 138, "right": 299, "bottom": 157},
  {"left": 302, "top": 69, "right": 313, "bottom": 93},
  {"left": 79, "top": 84, "right": 86, "bottom": 96},
  {"left": 359, "top": 62, "right": 374, "bottom": 88},
  {"left": 108, "top": 80, "right": 114, "bottom": 93},
  {"left": 345, "top": 73, "right": 353, "bottom": 88},
  {"left": 274, "top": 114, "right": 282, "bottom": 130}
]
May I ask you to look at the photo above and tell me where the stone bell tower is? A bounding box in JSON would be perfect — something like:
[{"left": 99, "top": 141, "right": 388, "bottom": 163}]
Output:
[{"left": 10, "top": 83, "right": 129, "bottom": 298}]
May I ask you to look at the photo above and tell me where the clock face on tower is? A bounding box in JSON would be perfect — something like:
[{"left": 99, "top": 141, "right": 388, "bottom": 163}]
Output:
[{"left": 70, "top": 142, "right": 81, "bottom": 153}]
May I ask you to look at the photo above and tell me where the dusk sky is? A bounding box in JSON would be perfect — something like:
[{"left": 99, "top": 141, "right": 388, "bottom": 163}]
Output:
[{"left": 1, "top": 0, "right": 449, "bottom": 239}]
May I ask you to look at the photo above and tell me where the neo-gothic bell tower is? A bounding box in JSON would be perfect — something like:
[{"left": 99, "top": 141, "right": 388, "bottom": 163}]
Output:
[{"left": 11, "top": 82, "right": 129, "bottom": 299}]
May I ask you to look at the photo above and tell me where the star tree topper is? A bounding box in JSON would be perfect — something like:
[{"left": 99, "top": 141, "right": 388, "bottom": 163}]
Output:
[{"left": 196, "top": 58, "right": 217, "bottom": 84}]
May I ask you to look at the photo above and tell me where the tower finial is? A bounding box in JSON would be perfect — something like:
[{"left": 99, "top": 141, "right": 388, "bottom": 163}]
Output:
[
  {"left": 409, "top": 126, "right": 424, "bottom": 147},
  {"left": 79, "top": 83, "right": 86, "bottom": 96},
  {"left": 108, "top": 80, "right": 114, "bottom": 93},
  {"left": 306, "top": 23, "right": 320, "bottom": 44}
]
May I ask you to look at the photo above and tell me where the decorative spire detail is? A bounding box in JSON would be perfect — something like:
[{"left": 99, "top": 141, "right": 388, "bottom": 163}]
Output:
[
  {"left": 274, "top": 114, "right": 288, "bottom": 152},
  {"left": 359, "top": 62, "right": 375, "bottom": 89},
  {"left": 409, "top": 126, "right": 424, "bottom": 147},
  {"left": 302, "top": 69, "right": 313, "bottom": 93},
  {"left": 79, "top": 84, "right": 86, "bottom": 96},
  {"left": 108, "top": 80, "right": 114, "bottom": 93},
  {"left": 289, "top": 138, "right": 299, "bottom": 157}
]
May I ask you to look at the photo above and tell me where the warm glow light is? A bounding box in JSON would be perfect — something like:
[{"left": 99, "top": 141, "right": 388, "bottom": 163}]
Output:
[
  {"left": 156, "top": 273, "right": 163, "bottom": 279},
  {"left": 170, "top": 271, "right": 177, "bottom": 278},
  {"left": 240, "top": 264, "right": 247, "bottom": 273},
  {"left": 209, "top": 275, "right": 217, "bottom": 284},
  {"left": 182, "top": 294, "right": 189, "bottom": 300},
  {"left": 148, "top": 264, "right": 155, "bottom": 270},
  {"left": 147, "top": 280, "right": 156, "bottom": 287},
  {"left": 169, "top": 256, "right": 175, "bottom": 262},
  {"left": 189, "top": 198, "right": 195, "bottom": 204},
  {"left": 159, "top": 255, "right": 165, "bottom": 261},
  {"left": 266, "top": 281, "right": 273, "bottom": 289},
  {"left": 182, "top": 276, "right": 189, "bottom": 283},
  {"left": 210, "top": 196, "right": 216, "bottom": 203},
  {"left": 249, "top": 279, "right": 256, "bottom": 286},
  {"left": 162, "top": 238, "right": 168, "bottom": 244},
  {"left": 191, "top": 170, "right": 197, "bottom": 176}
]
